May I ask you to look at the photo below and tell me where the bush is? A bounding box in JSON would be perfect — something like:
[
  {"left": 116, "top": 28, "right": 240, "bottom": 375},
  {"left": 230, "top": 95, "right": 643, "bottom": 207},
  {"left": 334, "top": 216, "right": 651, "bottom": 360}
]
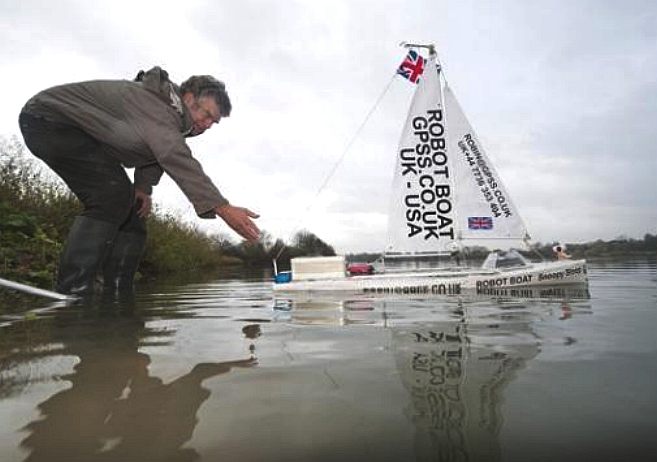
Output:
[{"left": 141, "top": 210, "right": 232, "bottom": 276}]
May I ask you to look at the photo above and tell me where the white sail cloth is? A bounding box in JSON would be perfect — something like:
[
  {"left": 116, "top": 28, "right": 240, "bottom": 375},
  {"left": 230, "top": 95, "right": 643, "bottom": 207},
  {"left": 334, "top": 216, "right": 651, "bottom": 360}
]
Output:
[
  {"left": 444, "top": 85, "right": 528, "bottom": 243},
  {"left": 387, "top": 54, "right": 455, "bottom": 255},
  {"left": 386, "top": 53, "right": 528, "bottom": 256}
]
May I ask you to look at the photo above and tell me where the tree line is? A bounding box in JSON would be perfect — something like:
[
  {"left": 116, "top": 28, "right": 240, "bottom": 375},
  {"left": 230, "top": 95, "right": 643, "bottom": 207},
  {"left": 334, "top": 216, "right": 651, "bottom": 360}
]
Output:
[
  {"left": 1, "top": 135, "right": 654, "bottom": 295},
  {"left": 346, "top": 235, "right": 656, "bottom": 265}
]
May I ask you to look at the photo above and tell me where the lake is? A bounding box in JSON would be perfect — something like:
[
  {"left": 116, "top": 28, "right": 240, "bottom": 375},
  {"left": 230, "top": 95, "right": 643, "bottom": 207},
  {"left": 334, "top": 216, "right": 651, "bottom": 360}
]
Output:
[{"left": 0, "top": 258, "right": 655, "bottom": 461}]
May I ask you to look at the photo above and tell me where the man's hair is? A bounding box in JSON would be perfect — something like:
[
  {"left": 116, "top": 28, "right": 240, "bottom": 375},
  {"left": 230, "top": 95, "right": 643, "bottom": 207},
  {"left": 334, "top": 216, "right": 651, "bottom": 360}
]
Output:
[{"left": 180, "top": 75, "right": 232, "bottom": 117}]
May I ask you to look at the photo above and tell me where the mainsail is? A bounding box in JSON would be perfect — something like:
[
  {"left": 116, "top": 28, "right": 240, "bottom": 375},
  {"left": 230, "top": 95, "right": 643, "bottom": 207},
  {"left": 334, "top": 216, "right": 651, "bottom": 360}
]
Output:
[
  {"left": 386, "top": 50, "right": 529, "bottom": 257},
  {"left": 386, "top": 53, "right": 456, "bottom": 255}
]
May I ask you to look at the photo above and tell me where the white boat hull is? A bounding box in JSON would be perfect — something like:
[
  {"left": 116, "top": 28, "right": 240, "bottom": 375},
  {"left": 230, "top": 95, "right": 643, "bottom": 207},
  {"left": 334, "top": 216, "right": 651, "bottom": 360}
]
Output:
[{"left": 274, "top": 259, "right": 588, "bottom": 295}]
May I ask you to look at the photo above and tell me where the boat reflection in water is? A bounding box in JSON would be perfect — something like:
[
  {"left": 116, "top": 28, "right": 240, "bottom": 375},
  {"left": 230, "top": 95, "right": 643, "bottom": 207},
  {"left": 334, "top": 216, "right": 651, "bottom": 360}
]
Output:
[
  {"left": 273, "top": 288, "right": 589, "bottom": 462},
  {"left": 391, "top": 317, "right": 538, "bottom": 461},
  {"left": 273, "top": 284, "right": 589, "bottom": 326}
]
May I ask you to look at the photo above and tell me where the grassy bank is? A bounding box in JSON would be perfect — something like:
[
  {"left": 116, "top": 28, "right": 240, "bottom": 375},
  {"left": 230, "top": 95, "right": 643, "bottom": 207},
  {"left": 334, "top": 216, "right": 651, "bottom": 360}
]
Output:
[{"left": 0, "top": 138, "right": 245, "bottom": 295}]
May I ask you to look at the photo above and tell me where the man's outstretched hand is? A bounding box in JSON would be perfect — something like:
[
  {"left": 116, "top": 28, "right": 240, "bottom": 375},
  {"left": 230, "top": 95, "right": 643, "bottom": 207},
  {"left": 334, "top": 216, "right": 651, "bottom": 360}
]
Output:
[{"left": 215, "top": 204, "right": 260, "bottom": 242}]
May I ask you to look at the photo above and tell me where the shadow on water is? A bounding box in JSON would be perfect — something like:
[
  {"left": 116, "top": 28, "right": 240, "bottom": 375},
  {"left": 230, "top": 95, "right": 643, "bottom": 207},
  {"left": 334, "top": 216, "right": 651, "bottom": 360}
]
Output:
[{"left": 0, "top": 295, "right": 256, "bottom": 462}]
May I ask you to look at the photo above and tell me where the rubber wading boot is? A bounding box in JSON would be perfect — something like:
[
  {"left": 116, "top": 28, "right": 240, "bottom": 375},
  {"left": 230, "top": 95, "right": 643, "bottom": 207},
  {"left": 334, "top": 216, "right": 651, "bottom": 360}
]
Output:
[
  {"left": 102, "top": 231, "right": 147, "bottom": 295},
  {"left": 56, "top": 216, "right": 117, "bottom": 296}
]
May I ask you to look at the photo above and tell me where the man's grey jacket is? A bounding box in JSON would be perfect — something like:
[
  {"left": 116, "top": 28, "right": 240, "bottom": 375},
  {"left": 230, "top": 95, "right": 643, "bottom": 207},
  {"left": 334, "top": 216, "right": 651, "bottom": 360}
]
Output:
[{"left": 22, "top": 67, "right": 228, "bottom": 218}]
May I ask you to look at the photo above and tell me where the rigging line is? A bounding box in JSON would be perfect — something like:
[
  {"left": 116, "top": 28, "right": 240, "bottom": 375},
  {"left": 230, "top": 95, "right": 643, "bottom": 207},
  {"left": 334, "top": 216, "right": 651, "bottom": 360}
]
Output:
[
  {"left": 306, "top": 73, "right": 397, "bottom": 213},
  {"left": 274, "top": 73, "right": 398, "bottom": 261}
]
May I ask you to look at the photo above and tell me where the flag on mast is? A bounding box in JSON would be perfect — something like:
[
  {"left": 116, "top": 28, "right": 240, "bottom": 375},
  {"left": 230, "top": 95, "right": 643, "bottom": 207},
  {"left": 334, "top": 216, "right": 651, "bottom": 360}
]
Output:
[{"left": 396, "top": 50, "right": 426, "bottom": 84}]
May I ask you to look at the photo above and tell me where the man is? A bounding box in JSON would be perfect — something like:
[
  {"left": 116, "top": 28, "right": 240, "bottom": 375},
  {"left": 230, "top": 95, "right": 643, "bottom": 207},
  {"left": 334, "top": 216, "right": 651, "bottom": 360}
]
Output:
[{"left": 18, "top": 67, "right": 260, "bottom": 296}]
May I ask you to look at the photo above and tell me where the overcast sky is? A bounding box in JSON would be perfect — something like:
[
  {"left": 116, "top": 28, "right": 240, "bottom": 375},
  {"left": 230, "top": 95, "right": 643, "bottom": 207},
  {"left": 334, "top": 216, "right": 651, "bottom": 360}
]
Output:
[{"left": 1, "top": 0, "right": 655, "bottom": 252}]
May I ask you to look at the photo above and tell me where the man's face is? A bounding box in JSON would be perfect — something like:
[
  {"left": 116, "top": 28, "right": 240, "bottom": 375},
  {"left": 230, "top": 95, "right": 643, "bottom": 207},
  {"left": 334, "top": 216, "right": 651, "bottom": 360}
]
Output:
[{"left": 184, "top": 94, "right": 221, "bottom": 135}]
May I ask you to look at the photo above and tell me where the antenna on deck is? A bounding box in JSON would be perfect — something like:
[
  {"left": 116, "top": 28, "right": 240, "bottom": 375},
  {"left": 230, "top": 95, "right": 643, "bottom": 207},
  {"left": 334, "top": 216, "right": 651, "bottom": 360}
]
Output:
[{"left": 0, "top": 277, "right": 74, "bottom": 301}]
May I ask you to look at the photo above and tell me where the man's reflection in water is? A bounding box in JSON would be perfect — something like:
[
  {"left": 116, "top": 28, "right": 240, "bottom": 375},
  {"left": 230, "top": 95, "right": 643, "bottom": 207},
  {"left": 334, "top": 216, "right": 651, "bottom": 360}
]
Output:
[{"left": 19, "top": 298, "right": 257, "bottom": 462}]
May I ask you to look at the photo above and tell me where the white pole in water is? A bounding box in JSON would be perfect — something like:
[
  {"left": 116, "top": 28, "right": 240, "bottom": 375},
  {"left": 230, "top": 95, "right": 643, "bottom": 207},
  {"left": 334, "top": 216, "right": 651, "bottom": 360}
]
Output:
[{"left": 0, "top": 277, "right": 74, "bottom": 301}]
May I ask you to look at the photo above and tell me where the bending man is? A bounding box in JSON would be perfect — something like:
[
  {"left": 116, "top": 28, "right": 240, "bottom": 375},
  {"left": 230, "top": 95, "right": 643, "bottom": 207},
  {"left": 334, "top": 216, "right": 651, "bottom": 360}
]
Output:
[{"left": 19, "top": 67, "right": 259, "bottom": 295}]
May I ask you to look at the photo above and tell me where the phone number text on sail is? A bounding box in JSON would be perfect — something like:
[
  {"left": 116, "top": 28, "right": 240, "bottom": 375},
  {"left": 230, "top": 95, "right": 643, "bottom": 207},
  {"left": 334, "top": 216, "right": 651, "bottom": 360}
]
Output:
[
  {"left": 398, "top": 108, "right": 455, "bottom": 241},
  {"left": 457, "top": 134, "right": 512, "bottom": 218}
]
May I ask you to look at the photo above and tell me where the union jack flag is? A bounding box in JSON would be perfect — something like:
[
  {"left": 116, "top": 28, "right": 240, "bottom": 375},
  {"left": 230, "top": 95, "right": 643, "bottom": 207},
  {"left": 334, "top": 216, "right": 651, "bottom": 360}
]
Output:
[
  {"left": 468, "top": 216, "right": 493, "bottom": 230},
  {"left": 397, "top": 50, "right": 426, "bottom": 84}
]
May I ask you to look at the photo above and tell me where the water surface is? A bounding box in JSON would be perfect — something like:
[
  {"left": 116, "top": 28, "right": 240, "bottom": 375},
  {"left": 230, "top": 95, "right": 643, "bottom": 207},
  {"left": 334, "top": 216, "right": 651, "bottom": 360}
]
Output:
[{"left": 0, "top": 259, "right": 655, "bottom": 461}]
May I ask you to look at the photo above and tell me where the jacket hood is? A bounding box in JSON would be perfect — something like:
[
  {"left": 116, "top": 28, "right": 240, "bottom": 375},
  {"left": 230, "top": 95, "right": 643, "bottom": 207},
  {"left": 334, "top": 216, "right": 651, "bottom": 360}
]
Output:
[{"left": 135, "top": 67, "right": 193, "bottom": 134}]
